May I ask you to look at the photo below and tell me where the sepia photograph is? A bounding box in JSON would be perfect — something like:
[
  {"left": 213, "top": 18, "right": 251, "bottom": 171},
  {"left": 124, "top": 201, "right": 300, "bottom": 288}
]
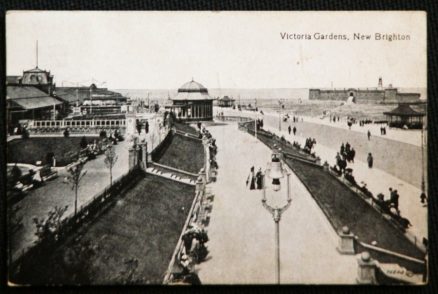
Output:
[{"left": 5, "top": 11, "right": 428, "bottom": 285}]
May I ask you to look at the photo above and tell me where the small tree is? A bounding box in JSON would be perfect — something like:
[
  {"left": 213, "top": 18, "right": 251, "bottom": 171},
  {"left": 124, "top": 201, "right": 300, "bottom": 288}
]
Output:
[
  {"left": 104, "top": 144, "right": 118, "bottom": 186},
  {"left": 33, "top": 205, "right": 68, "bottom": 242},
  {"left": 64, "top": 162, "right": 87, "bottom": 216}
]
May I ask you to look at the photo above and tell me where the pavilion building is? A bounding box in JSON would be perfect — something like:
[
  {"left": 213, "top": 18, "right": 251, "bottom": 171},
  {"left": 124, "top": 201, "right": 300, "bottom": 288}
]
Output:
[
  {"left": 217, "top": 96, "right": 235, "bottom": 108},
  {"left": 169, "top": 79, "right": 214, "bottom": 121},
  {"left": 383, "top": 103, "right": 425, "bottom": 129}
]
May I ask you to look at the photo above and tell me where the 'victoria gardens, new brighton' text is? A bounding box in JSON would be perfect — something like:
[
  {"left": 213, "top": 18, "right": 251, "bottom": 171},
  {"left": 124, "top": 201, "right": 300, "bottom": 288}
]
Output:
[{"left": 280, "top": 32, "right": 411, "bottom": 41}]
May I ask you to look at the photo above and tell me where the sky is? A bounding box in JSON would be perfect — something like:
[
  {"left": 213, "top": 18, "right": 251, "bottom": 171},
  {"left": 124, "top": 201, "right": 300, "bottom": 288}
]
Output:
[{"left": 6, "top": 11, "right": 426, "bottom": 90}]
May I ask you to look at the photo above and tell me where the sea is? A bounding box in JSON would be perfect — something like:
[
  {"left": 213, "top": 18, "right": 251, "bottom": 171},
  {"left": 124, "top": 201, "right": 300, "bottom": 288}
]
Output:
[{"left": 113, "top": 88, "right": 427, "bottom": 120}]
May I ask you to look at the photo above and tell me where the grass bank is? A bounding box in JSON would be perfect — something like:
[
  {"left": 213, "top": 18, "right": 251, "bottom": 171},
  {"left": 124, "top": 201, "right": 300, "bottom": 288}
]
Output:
[
  {"left": 155, "top": 133, "right": 204, "bottom": 174},
  {"left": 7, "top": 136, "right": 100, "bottom": 166},
  {"left": 13, "top": 173, "right": 195, "bottom": 285}
]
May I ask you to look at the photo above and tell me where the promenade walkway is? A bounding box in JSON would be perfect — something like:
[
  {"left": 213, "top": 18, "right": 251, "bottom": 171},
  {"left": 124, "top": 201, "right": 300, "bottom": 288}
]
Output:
[
  {"left": 262, "top": 125, "right": 427, "bottom": 247},
  {"left": 215, "top": 107, "right": 426, "bottom": 189},
  {"left": 197, "top": 123, "right": 357, "bottom": 284}
]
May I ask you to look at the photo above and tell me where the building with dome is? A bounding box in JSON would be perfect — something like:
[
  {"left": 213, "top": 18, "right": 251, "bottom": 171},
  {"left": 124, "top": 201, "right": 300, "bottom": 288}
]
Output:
[{"left": 169, "top": 79, "right": 214, "bottom": 121}]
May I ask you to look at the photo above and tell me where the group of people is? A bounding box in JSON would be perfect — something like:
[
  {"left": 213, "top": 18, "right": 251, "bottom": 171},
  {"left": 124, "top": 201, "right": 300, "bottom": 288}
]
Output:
[
  {"left": 291, "top": 116, "right": 301, "bottom": 123},
  {"left": 379, "top": 126, "right": 387, "bottom": 135},
  {"left": 287, "top": 125, "right": 297, "bottom": 136},
  {"left": 256, "top": 119, "right": 264, "bottom": 130},
  {"left": 330, "top": 115, "right": 341, "bottom": 123},
  {"left": 358, "top": 119, "right": 372, "bottom": 126},
  {"left": 135, "top": 119, "right": 149, "bottom": 135},
  {"left": 339, "top": 142, "right": 356, "bottom": 163},
  {"left": 247, "top": 166, "right": 264, "bottom": 190},
  {"left": 304, "top": 137, "right": 317, "bottom": 153},
  {"left": 375, "top": 188, "right": 401, "bottom": 215}
]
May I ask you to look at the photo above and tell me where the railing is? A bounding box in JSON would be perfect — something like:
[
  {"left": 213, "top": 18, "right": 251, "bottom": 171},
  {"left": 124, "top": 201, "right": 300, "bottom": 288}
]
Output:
[
  {"left": 27, "top": 119, "right": 127, "bottom": 134},
  {"left": 10, "top": 167, "right": 143, "bottom": 271},
  {"left": 163, "top": 178, "right": 205, "bottom": 284},
  {"left": 215, "top": 115, "right": 253, "bottom": 122}
]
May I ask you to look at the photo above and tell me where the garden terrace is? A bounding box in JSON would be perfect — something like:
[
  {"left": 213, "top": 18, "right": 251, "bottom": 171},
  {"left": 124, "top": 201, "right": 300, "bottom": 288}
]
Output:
[
  {"left": 11, "top": 173, "right": 196, "bottom": 285},
  {"left": 240, "top": 121, "right": 425, "bottom": 273},
  {"left": 153, "top": 133, "right": 204, "bottom": 174},
  {"left": 7, "top": 136, "right": 100, "bottom": 166}
]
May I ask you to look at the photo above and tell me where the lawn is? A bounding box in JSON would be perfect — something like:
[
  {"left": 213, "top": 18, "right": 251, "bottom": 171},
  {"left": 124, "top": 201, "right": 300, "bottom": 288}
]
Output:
[
  {"left": 155, "top": 134, "right": 204, "bottom": 174},
  {"left": 7, "top": 136, "right": 100, "bottom": 166},
  {"left": 13, "top": 173, "right": 195, "bottom": 285}
]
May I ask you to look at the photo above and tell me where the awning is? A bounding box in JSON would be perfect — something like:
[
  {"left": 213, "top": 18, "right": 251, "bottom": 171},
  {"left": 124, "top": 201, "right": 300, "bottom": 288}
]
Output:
[{"left": 12, "top": 96, "right": 63, "bottom": 110}]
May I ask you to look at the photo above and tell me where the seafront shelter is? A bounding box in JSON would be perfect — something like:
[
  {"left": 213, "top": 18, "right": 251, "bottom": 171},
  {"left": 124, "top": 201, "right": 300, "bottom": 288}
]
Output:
[
  {"left": 169, "top": 79, "right": 214, "bottom": 121},
  {"left": 217, "top": 96, "right": 235, "bottom": 107},
  {"left": 384, "top": 103, "right": 425, "bottom": 129}
]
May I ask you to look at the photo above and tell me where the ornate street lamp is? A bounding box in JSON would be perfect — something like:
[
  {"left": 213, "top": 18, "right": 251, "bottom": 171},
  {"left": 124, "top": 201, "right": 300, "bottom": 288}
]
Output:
[{"left": 262, "top": 147, "right": 292, "bottom": 284}]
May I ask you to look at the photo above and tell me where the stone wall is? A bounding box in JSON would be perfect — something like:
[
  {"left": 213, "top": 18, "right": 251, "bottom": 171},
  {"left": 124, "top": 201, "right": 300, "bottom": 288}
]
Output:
[{"left": 309, "top": 88, "right": 421, "bottom": 104}]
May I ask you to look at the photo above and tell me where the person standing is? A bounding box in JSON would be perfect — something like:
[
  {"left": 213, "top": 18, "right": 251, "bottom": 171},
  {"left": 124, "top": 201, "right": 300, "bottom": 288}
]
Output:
[
  {"left": 293, "top": 126, "right": 297, "bottom": 136},
  {"left": 256, "top": 168, "right": 264, "bottom": 190},
  {"left": 350, "top": 148, "right": 356, "bottom": 163},
  {"left": 246, "top": 166, "right": 256, "bottom": 190},
  {"left": 392, "top": 190, "right": 400, "bottom": 214},
  {"left": 367, "top": 130, "right": 371, "bottom": 141},
  {"left": 288, "top": 125, "right": 291, "bottom": 135},
  {"left": 367, "top": 153, "right": 373, "bottom": 168}
]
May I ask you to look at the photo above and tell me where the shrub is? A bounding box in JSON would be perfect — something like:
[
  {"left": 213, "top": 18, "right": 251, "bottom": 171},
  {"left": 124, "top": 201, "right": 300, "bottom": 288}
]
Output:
[
  {"left": 63, "top": 129, "right": 70, "bottom": 138},
  {"left": 21, "top": 129, "right": 30, "bottom": 139},
  {"left": 99, "top": 130, "right": 107, "bottom": 139},
  {"left": 80, "top": 136, "right": 88, "bottom": 149}
]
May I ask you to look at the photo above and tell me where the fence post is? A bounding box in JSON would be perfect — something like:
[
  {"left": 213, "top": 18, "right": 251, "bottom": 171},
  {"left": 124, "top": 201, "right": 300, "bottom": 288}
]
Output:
[
  {"left": 337, "top": 226, "right": 356, "bottom": 254},
  {"left": 356, "top": 252, "right": 377, "bottom": 284},
  {"left": 128, "top": 146, "right": 136, "bottom": 170}
]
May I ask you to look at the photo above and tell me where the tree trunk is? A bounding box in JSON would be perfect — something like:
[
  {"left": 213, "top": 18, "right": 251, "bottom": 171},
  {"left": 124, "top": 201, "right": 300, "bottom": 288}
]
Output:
[{"left": 74, "top": 185, "right": 78, "bottom": 216}]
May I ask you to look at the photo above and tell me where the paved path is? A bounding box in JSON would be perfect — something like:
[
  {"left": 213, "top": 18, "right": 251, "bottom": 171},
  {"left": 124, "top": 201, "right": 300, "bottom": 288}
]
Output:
[
  {"left": 10, "top": 140, "right": 131, "bottom": 261},
  {"left": 197, "top": 123, "right": 357, "bottom": 284},
  {"left": 263, "top": 125, "right": 427, "bottom": 246}
]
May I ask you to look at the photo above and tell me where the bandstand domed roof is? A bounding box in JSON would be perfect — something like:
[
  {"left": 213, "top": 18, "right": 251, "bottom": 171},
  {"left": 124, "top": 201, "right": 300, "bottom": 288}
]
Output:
[
  {"left": 173, "top": 79, "right": 213, "bottom": 101},
  {"left": 178, "top": 80, "right": 208, "bottom": 93}
]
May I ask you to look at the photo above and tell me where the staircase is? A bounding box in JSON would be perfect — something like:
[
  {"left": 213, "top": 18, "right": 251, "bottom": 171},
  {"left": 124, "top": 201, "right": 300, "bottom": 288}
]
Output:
[{"left": 145, "top": 162, "right": 197, "bottom": 186}]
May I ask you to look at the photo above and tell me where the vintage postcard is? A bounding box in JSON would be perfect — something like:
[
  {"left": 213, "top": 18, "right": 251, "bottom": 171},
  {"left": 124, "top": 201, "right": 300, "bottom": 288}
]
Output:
[{"left": 6, "top": 11, "right": 427, "bottom": 285}]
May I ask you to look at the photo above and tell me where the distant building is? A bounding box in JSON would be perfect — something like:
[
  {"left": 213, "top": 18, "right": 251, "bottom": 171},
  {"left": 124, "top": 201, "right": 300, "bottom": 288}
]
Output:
[
  {"left": 169, "top": 79, "right": 214, "bottom": 121},
  {"left": 6, "top": 67, "right": 64, "bottom": 131},
  {"left": 309, "top": 78, "right": 421, "bottom": 104},
  {"left": 55, "top": 84, "right": 127, "bottom": 115},
  {"left": 217, "top": 96, "right": 235, "bottom": 107}
]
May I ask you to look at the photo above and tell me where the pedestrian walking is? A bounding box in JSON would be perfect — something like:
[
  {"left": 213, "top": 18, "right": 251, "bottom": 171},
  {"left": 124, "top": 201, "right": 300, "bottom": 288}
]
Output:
[
  {"left": 288, "top": 125, "right": 291, "bottom": 135},
  {"left": 367, "top": 153, "right": 373, "bottom": 168},
  {"left": 293, "top": 126, "right": 297, "bottom": 136},
  {"left": 367, "top": 130, "right": 371, "bottom": 140},
  {"left": 246, "top": 166, "right": 256, "bottom": 190}
]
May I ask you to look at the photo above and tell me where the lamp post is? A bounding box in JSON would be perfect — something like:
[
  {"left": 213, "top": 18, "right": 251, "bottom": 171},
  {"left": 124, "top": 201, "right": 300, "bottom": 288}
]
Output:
[
  {"left": 278, "top": 100, "right": 284, "bottom": 131},
  {"left": 261, "top": 148, "right": 292, "bottom": 284}
]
